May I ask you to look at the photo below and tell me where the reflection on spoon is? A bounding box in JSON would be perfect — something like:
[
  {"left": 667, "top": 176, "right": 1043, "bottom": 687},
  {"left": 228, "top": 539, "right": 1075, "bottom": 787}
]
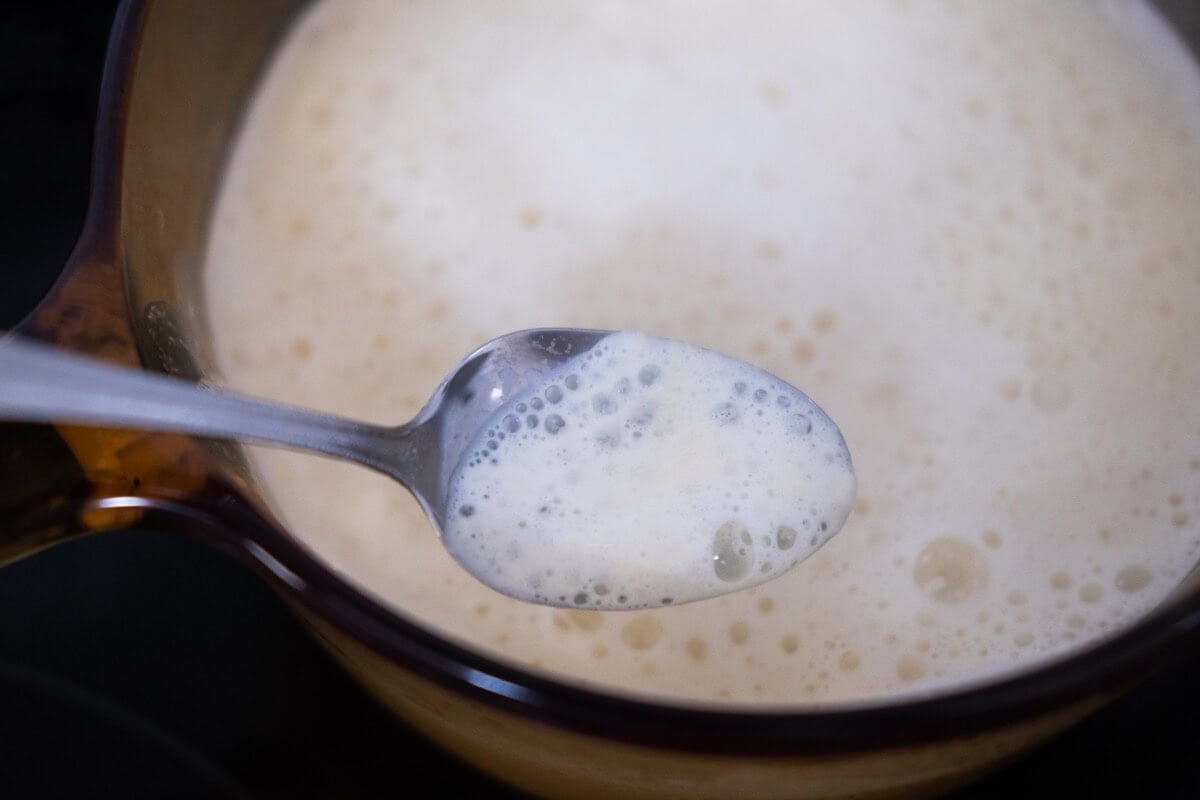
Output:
[{"left": 0, "top": 329, "right": 855, "bottom": 609}]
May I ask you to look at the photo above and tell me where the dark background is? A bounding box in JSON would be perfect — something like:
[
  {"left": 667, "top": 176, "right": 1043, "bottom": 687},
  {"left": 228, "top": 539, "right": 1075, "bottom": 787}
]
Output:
[{"left": 2, "top": 2, "right": 1199, "bottom": 798}]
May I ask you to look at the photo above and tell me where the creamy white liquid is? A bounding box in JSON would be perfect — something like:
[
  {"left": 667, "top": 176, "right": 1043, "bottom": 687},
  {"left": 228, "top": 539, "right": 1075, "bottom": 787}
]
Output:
[
  {"left": 204, "top": 0, "right": 1200, "bottom": 705},
  {"left": 443, "top": 332, "right": 855, "bottom": 610}
]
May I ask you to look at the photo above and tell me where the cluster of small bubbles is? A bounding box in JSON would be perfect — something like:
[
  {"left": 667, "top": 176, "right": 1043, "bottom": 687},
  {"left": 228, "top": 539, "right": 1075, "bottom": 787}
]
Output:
[
  {"left": 713, "top": 402, "right": 740, "bottom": 426},
  {"left": 712, "top": 379, "right": 823, "bottom": 440},
  {"left": 595, "top": 427, "right": 621, "bottom": 449}
]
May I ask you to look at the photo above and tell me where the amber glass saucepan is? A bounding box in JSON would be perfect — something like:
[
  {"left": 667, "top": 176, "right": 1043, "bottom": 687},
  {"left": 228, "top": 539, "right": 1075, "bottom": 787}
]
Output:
[{"left": 4, "top": 2, "right": 1200, "bottom": 798}]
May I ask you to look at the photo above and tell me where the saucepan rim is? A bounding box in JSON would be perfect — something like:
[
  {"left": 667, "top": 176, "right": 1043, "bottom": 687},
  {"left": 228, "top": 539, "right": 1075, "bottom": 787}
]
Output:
[{"left": 56, "top": 0, "right": 1200, "bottom": 758}]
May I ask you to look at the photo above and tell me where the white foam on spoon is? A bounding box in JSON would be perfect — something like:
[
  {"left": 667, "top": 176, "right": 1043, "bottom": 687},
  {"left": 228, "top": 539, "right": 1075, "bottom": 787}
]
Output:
[{"left": 443, "top": 332, "right": 855, "bottom": 609}]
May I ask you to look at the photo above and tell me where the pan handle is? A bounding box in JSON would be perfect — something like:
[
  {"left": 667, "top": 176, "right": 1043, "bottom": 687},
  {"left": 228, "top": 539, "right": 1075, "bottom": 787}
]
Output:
[{"left": 0, "top": 237, "right": 222, "bottom": 565}]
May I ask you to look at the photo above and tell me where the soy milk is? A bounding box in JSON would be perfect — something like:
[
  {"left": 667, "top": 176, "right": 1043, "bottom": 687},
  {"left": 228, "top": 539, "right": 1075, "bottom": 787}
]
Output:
[{"left": 204, "top": 0, "right": 1200, "bottom": 704}]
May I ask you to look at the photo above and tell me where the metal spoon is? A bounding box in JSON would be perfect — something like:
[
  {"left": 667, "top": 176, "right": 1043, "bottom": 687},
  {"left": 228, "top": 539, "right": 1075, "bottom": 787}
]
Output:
[
  {"left": 0, "top": 328, "right": 608, "bottom": 521},
  {"left": 0, "top": 329, "right": 855, "bottom": 608}
]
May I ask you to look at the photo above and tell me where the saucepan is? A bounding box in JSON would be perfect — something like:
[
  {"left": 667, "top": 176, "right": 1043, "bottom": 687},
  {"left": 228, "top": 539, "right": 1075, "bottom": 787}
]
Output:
[{"left": 3, "top": 1, "right": 1200, "bottom": 797}]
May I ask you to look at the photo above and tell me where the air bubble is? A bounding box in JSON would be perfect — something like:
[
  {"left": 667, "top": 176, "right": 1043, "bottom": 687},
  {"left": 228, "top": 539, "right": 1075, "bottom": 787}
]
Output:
[
  {"left": 713, "top": 521, "right": 754, "bottom": 582},
  {"left": 544, "top": 414, "right": 565, "bottom": 434},
  {"left": 502, "top": 414, "right": 521, "bottom": 433},
  {"left": 593, "top": 393, "right": 617, "bottom": 415},
  {"left": 628, "top": 400, "right": 656, "bottom": 427},
  {"left": 615, "top": 377, "right": 632, "bottom": 395},
  {"left": 459, "top": 504, "right": 475, "bottom": 517},
  {"left": 1115, "top": 566, "right": 1151, "bottom": 592},
  {"left": 793, "top": 414, "right": 813, "bottom": 434},
  {"left": 530, "top": 397, "right": 544, "bottom": 411},
  {"left": 913, "top": 537, "right": 990, "bottom": 604},
  {"left": 896, "top": 655, "right": 926, "bottom": 682},
  {"left": 620, "top": 613, "right": 663, "bottom": 649},
  {"left": 564, "top": 374, "right": 580, "bottom": 390},
  {"left": 754, "top": 388, "right": 768, "bottom": 402},
  {"left": 638, "top": 364, "right": 661, "bottom": 386},
  {"left": 776, "top": 526, "right": 798, "bottom": 550},
  {"left": 776, "top": 395, "right": 792, "bottom": 408},
  {"left": 545, "top": 385, "right": 564, "bottom": 404},
  {"left": 526, "top": 414, "right": 539, "bottom": 428}
]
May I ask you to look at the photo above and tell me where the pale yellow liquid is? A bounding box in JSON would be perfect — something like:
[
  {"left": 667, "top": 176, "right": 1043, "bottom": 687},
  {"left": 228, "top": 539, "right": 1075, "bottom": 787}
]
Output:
[{"left": 204, "top": 0, "right": 1200, "bottom": 705}]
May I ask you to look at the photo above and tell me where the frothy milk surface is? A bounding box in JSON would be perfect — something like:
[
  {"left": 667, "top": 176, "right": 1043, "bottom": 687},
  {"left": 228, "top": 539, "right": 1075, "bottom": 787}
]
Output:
[
  {"left": 443, "top": 332, "right": 855, "bottom": 610},
  {"left": 204, "top": 0, "right": 1200, "bottom": 704}
]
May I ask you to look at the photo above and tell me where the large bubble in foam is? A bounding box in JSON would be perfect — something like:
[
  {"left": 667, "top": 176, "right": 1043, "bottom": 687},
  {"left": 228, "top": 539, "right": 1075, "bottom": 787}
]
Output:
[{"left": 442, "top": 332, "right": 856, "bottom": 609}]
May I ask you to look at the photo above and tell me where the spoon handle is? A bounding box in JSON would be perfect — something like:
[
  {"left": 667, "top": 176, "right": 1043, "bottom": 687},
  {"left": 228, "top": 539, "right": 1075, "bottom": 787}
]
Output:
[{"left": 0, "top": 336, "right": 407, "bottom": 474}]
